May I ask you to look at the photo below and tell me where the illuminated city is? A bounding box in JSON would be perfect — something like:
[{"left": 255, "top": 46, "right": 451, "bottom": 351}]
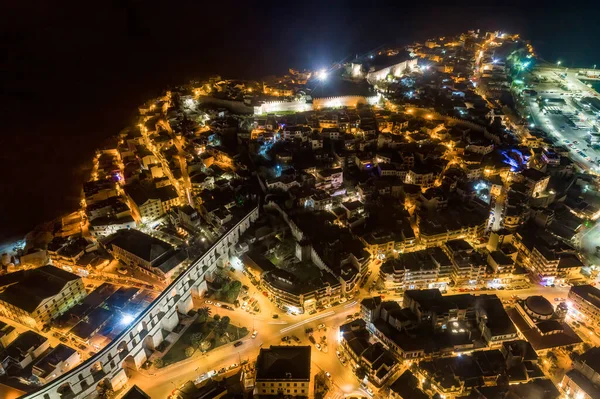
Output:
[{"left": 2, "top": 16, "right": 600, "bottom": 399}]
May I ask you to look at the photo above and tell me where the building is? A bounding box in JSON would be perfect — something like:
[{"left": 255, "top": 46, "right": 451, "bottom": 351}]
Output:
[
  {"left": 89, "top": 215, "right": 136, "bottom": 238},
  {"left": 417, "top": 204, "right": 488, "bottom": 248},
  {"left": 177, "top": 205, "right": 202, "bottom": 230},
  {"left": 104, "top": 229, "right": 187, "bottom": 281},
  {"left": 125, "top": 183, "right": 182, "bottom": 224},
  {"left": 521, "top": 168, "right": 550, "bottom": 198},
  {"left": 316, "top": 168, "right": 343, "bottom": 190},
  {"left": 561, "top": 347, "right": 600, "bottom": 399},
  {"left": 255, "top": 346, "right": 311, "bottom": 397},
  {"left": 444, "top": 240, "right": 487, "bottom": 285},
  {"left": 0, "top": 321, "right": 18, "bottom": 348},
  {"left": 379, "top": 247, "right": 451, "bottom": 291},
  {"left": 507, "top": 296, "right": 582, "bottom": 353},
  {"left": 0, "top": 266, "right": 86, "bottom": 329},
  {"left": 32, "top": 344, "right": 80, "bottom": 384},
  {"left": 388, "top": 370, "right": 429, "bottom": 399},
  {"left": 567, "top": 285, "right": 600, "bottom": 327},
  {"left": 340, "top": 322, "right": 398, "bottom": 387},
  {"left": 261, "top": 268, "right": 343, "bottom": 314},
  {"left": 0, "top": 331, "right": 50, "bottom": 375},
  {"left": 361, "top": 290, "right": 515, "bottom": 360},
  {"left": 476, "top": 294, "right": 518, "bottom": 346}
]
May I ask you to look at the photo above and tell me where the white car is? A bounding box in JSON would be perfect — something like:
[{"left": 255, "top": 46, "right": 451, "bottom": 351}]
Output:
[
  {"left": 216, "top": 303, "right": 222, "bottom": 307},
  {"left": 251, "top": 330, "right": 258, "bottom": 339},
  {"left": 315, "top": 343, "right": 322, "bottom": 351}
]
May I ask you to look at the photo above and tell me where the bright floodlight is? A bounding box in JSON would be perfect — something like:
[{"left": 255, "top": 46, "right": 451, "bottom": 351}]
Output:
[
  {"left": 120, "top": 314, "right": 134, "bottom": 325},
  {"left": 317, "top": 69, "right": 328, "bottom": 81}
]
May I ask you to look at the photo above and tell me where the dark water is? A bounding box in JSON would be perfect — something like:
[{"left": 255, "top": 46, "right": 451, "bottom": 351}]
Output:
[
  {"left": 589, "top": 80, "right": 600, "bottom": 94},
  {"left": 2, "top": 2, "right": 599, "bottom": 242}
]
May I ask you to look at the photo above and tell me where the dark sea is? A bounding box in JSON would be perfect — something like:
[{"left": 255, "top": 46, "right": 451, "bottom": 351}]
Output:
[{"left": 589, "top": 80, "right": 600, "bottom": 94}]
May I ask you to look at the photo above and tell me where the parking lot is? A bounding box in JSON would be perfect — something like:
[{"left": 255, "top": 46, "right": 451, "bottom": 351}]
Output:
[{"left": 525, "top": 70, "right": 600, "bottom": 172}]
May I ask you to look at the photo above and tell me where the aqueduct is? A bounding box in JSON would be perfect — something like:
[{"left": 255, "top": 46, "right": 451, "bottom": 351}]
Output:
[{"left": 24, "top": 207, "right": 259, "bottom": 399}]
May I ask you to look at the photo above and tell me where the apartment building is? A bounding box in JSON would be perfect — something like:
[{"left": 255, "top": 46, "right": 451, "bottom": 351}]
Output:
[
  {"left": 255, "top": 346, "right": 311, "bottom": 397},
  {"left": 567, "top": 285, "right": 600, "bottom": 327},
  {"left": 0, "top": 266, "right": 85, "bottom": 329}
]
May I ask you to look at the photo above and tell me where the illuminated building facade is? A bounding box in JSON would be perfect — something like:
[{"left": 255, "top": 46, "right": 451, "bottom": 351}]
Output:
[{"left": 0, "top": 266, "right": 86, "bottom": 330}]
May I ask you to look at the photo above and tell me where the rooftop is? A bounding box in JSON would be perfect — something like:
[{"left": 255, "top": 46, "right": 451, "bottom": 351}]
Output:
[
  {"left": 524, "top": 296, "right": 554, "bottom": 317},
  {"left": 256, "top": 346, "right": 311, "bottom": 381},
  {"left": 389, "top": 370, "right": 429, "bottom": 399},
  {"left": 0, "top": 331, "right": 47, "bottom": 363},
  {"left": 105, "top": 229, "right": 172, "bottom": 263},
  {"left": 32, "top": 344, "right": 77, "bottom": 379},
  {"left": 569, "top": 285, "right": 600, "bottom": 309},
  {"left": 0, "top": 266, "right": 81, "bottom": 313},
  {"left": 576, "top": 346, "right": 600, "bottom": 375}
]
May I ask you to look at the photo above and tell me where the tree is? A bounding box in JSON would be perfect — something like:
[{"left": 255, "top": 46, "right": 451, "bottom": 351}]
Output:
[
  {"left": 355, "top": 366, "right": 367, "bottom": 380},
  {"left": 214, "top": 317, "right": 230, "bottom": 337},
  {"left": 221, "top": 282, "right": 232, "bottom": 293},
  {"left": 213, "top": 314, "right": 221, "bottom": 322},
  {"left": 190, "top": 333, "right": 204, "bottom": 349},
  {"left": 581, "top": 342, "right": 592, "bottom": 353},
  {"left": 97, "top": 380, "right": 114, "bottom": 399},
  {"left": 219, "top": 316, "right": 231, "bottom": 331},
  {"left": 197, "top": 306, "right": 211, "bottom": 321},
  {"left": 185, "top": 346, "right": 195, "bottom": 358}
]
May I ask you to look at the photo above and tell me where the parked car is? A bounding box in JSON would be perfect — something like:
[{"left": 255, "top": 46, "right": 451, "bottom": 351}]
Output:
[{"left": 234, "top": 341, "right": 243, "bottom": 347}]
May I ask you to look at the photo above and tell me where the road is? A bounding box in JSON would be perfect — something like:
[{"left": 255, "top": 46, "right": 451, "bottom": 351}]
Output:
[
  {"left": 123, "top": 255, "right": 387, "bottom": 398},
  {"left": 125, "top": 300, "right": 361, "bottom": 398},
  {"left": 126, "top": 281, "right": 600, "bottom": 398}
]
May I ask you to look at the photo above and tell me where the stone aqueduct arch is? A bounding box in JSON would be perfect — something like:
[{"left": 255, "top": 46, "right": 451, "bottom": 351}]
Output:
[{"left": 25, "top": 207, "right": 259, "bottom": 399}]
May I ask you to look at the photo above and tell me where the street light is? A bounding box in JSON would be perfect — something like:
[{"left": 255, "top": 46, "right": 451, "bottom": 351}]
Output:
[{"left": 557, "top": 61, "right": 562, "bottom": 66}]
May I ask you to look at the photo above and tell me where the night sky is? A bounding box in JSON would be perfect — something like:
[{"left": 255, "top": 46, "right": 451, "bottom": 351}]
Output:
[{"left": 1, "top": 0, "right": 599, "bottom": 241}]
